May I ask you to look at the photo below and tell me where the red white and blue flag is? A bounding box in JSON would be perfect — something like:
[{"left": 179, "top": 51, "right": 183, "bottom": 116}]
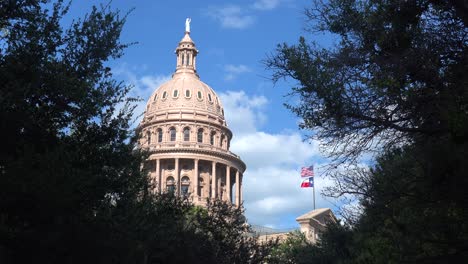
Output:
[
  {"left": 300, "top": 165, "right": 314, "bottom": 177},
  {"left": 301, "top": 177, "right": 314, "bottom": 188}
]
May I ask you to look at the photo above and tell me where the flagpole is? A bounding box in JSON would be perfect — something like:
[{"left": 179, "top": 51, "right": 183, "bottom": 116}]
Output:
[{"left": 313, "top": 185, "right": 316, "bottom": 210}]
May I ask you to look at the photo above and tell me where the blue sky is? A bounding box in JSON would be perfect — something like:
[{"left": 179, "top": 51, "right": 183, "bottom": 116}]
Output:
[{"left": 66, "top": 0, "right": 339, "bottom": 229}]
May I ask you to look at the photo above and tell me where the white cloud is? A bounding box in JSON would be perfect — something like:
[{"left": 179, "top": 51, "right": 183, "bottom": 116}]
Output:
[
  {"left": 113, "top": 63, "right": 171, "bottom": 126},
  {"left": 205, "top": 5, "right": 255, "bottom": 29},
  {"left": 204, "top": 1, "right": 286, "bottom": 29},
  {"left": 219, "top": 90, "right": 267, "bottom": 134},
  {"left": 242, "top": 166, "right": 335, "bottom": 228},
  {"left": 224, "top": 64, "right": 252, "bottom": 80},
  {"left": 219, "top": 90, "right": 333, "bottom": 228},
  {"left": 252, "top": 0, "right": 281, "bottom": 10}
]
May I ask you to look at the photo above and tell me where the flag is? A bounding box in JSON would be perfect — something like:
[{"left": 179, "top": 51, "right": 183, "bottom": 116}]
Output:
[
  {"left": 301, "top": 177, "right": 314, "bottom": 188},
  {"left": 300, "top": 165, "right": 314, "bottom": 177}
]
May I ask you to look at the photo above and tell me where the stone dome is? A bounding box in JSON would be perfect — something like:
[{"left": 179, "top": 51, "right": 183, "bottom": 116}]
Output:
[
  {"left": 145, "top": 73, "right": 226, "bottom": 126},
  {"left": 138, "top": 20, "right": 245, "bottom": 208}
]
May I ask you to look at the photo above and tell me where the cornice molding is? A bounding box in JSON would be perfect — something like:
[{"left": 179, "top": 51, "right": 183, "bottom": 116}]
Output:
[{"left": 147, "top": 147, "right": 246, "bottom": 172}]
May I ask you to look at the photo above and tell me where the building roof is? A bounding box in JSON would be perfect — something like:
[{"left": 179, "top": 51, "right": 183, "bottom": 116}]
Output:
[{"left": 296, "top": 208, "right": 335, "bottom": 222}]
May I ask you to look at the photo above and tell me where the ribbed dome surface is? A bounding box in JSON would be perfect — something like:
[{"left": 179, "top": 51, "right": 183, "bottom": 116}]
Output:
[{"left": 145, "top": 73, "right": 225, "bottom": 120}]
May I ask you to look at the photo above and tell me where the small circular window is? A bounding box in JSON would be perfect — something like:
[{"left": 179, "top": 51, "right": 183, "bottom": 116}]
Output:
[
  {"left": 173, "top": 90, "right": 179, "bottom": 98},
  {"left": 162, "top": 91, "right": 168, "bottom": 100},
  {"left": 185, "top": 89, "right": 191, "bottom": 98},
  {"left": 197, "top": 91, "right": 203, "bottom": 100}
]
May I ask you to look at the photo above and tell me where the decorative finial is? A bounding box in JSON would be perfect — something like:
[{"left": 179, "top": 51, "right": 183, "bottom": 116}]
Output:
[{"left": 185, "top": 18, "right": 191, "bottom": 33}]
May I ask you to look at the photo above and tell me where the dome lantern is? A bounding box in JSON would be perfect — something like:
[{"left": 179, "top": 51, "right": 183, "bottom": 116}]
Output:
[{"left": 174, "top": 18, "right": 199, "bottom": 77}]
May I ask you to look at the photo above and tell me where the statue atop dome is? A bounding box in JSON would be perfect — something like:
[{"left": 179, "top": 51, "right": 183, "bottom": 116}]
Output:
[{"left": 185, "top": 18, "right": 191, "bottom": 33}]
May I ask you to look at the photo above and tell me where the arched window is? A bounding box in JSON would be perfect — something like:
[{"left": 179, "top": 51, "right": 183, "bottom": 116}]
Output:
[
  {"left": 197, "top": 91, "right": 203, "bottom": 100},
  {"left": 146, "top": 131, "right": 151, "bottom": 145},
  {"left": 181, "top": 54, "right": 185, "bottom": 65},
  {"left": 153, "top": 94, "right": 158, "bottom": 102},
  {"left": 210, "top": 131, "right": 216, "bottom": 145},
  {"left": 173, "top": 89, "right": 179, "bottom": 98},
  {"left": 181, "top": 176, "right": 190, "bottom": 197},
  {"left": 183, "top": 127, "right": 190, "bottom": 141},
  {"left": 162, "top": 91, "right": 168, "bottom": 99},
  {"left": 169, "top": 127, "right": 176, "bottom": 141},
  {"left": 208, "top": 93, "right": 212, "bottom": 102},
  {"left": 185, "top": 89, "right": 191, "bottom": 98},
  {"left": 197, "top": 128, "right": 204, "bottom": 143},
  {"left": 166, "top": 176, "right": 175, "bottom": 194},
  {"left": 157, "top": 128, "right": 163, "bottom": 143}
]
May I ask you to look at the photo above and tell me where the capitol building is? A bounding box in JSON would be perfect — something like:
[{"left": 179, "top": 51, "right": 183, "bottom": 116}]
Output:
[{"left": 138, "top": 21, "right": 246, "bottom": 207}]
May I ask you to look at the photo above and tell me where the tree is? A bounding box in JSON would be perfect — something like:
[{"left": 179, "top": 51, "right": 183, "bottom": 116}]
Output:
[
  {"left": 0, "top": 2, "right": 274, "bottom": 263},
  {"left": 266, "top": 0, "right": 468, "bottom": 262},
  {"left": 268, "top": 224, "right": 353, "bottom": 264},
  {"left": 0, "top": 0, "right": 148, "bottom": 262},
  {"left": 267, "top": 0, "right": 468, "bottom": 164}
]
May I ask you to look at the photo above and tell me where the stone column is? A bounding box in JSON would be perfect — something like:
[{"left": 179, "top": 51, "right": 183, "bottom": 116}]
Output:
[
  {"left": 235, "top": 170, "right": 240, "bottom": 207},
  {"left": 211, "top": 161, "right": 217, "bottom": 199},
  {"left": 156, "top": 159, "right": 161, "bottom": 193},
  {"left": 175, "top": 158, "right": 180, "bottom": 194},
  {"left": 226, "top": 165, "right": 231, "bottom": 203},
  {"left": 240, "top": 173, "right": 243, "bottom": 204},
  {"left": 194, "top": 159, "right": 199, "bottom": 201},
  {"left": 217, "top": 167, "right": 222, "bottom": 199}
]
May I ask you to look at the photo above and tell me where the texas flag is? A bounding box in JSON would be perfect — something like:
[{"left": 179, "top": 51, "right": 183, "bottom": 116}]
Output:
[{"left": 301, "top": 177, "right": 314, "bottom": 188}]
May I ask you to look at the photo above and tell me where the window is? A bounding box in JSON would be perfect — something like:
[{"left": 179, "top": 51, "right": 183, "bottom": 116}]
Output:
[
  {"left": 162, "top": 91, "right": 168, "bottom": 99},
  {"left": 166, "top": 176, "right": 175, "bottom": 194},
  {"left": 187, "top": 54, "right": 191, "bottom": 65},
  {"left": 181, "top": 54, "right": 185, "bottom": 65},
  {"left": 173, "top": 89, "right": 179, "bottom": 98},
  {"left": 183, "top": 127, "right": 190, "bottom": 141},
  {"left": 170, "top": 127, "right": 176, "bottom": 141},
  {"left": 153, "top": 94, "right": 158, "bottom": 101},
  {"left": 210, "top": 131, "right": 216, "bottom": 145},
  {"left": 220, "top": 135, "right": 225, "bottom": 148},
  {"left": 157, "top": 128, "right": 162, "bottom": 142},
  {"left": 185, "top": 89, "right": 191, "bottom": 98},
  {"left": 197, "top": 128, "right": 203, "bottom": 143},
  {"left": 167, "top": 164, "right": 174, "bottom": 170},
  {"left": 147, "top": 131, "right": 151, "bottom": 144},
  {"left": 197, "top": 91, "right": 203, "bottom": 100},
  {"left": 181, "top": 176, "right": 190, "bottom": 197},
  {"left": 208, "top": 93, "right": 212, "bottom": 102}
]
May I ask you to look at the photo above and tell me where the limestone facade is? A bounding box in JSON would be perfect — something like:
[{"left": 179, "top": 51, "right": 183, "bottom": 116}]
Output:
[
  {"left": 296, "top": 208, "right": 337, "bottom": 244},
  {"left": 138, "top": 26, "right": 246, "bottom": 207}
]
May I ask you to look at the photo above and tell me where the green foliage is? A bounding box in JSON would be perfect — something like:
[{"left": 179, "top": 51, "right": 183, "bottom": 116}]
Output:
[
  {"left": 0, "top": 1, "right": 273, "bottom": 263},
  {"left": 268, "top": 231, "right": 317, "bottom": 264},
  {"left": 267, "top": 0, "right": 468, "bottom": 263},
  {"left": 268, "top": 224, "right": 354, "bottom": 264}
]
